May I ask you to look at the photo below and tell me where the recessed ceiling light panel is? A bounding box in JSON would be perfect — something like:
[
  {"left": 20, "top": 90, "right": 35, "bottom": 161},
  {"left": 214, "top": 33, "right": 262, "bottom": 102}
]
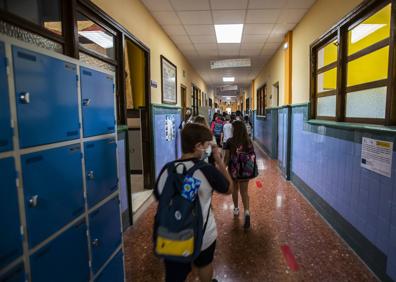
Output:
[
  {"left": 223, "top": 77, "right": 235, "bottom": 82},
  {"left": 210, "top": 58, "right": 251, "bottom": 69},
  {"left": 215, "top": 24, "right": 243, "bottom": 43}
]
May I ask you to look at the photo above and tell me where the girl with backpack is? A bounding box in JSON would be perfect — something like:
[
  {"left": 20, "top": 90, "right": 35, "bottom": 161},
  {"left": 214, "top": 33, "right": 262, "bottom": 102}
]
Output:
[
  {"left": 223, "top": 120, "right": 258, "bottom": 229},
  {"left": 210, "top": 113, "right": 223, "bottom": 147}
]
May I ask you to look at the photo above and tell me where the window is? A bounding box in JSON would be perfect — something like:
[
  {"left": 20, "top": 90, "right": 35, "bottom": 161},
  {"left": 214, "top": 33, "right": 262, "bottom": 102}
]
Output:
[
  {"left": 311, "top": 1, "right": 394, "bottom": 124},
  {"left": 256, "top": 84, "right": 266, "bottom": 116},
  {"left": 0, "top": 0, "right": 63, "bottom": 35},
  {"left": 77, "top": 12, "right": 116, "bottom": 61},
  {"left": 246, "top": 98, "right": 250, "bottom": 111}
]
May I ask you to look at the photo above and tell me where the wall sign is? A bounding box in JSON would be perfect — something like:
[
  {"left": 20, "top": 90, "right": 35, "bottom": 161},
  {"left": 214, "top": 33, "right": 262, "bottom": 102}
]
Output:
[
  {"left": 165, "top": 115, "right": 176, "bottom": 141},
  {"left": 361, "top": 137, "right": 393, "bottom": 177},
  {"left": 161, "top": 55, "right": 177, "bottom": 105}
]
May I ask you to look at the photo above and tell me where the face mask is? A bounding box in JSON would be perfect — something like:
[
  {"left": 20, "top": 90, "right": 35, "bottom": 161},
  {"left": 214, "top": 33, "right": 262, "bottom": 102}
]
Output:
[{"left": 199, "top": 145, "right": 212, "bottom": 160}]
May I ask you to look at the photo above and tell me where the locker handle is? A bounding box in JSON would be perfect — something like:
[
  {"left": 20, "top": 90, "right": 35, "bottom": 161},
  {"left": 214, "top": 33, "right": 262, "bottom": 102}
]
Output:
[
  {"left": 29, "top": 195, "right": 39, "bottom": 208},
  {"left": 92, "top": 238, "right": 100, "bottom": 247},
  {"left": 82, "top": 98, "right": 91, "bottom": 106},
  {"left": 87, "top": 170, "right": 94, "bottom": 180},
  {"left": 20, "top": 92, "right": 30, "bottom": 104}
]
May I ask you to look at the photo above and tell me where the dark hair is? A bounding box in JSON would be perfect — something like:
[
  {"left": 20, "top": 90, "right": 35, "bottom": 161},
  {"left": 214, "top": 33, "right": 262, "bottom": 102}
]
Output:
[
  {"left": 212, "top": 112, "right": 218, "bottom": 122},
  {"left": 193, "top": 115, "right": 207, "bottom": 126},
  {"left": 230, "top": 120, "right": 251, "bottom": 154},
  {"left": 181, "top": 123, "right": 213, "bottom": 154},
  {"left": 244, "top": 115, "right": 252, "bottom": 126}
]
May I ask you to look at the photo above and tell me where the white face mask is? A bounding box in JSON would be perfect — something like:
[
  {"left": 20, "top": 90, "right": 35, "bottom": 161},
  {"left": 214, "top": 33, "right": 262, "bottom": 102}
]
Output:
[{"left": 200, "top": 145, "right": 212, "bottom": 160}]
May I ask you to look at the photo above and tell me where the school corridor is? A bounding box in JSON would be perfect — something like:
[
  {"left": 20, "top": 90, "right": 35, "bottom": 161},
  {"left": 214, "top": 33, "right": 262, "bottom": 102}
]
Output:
[{"left": 123, "top": 144, "right": 377, "bottom": 281}]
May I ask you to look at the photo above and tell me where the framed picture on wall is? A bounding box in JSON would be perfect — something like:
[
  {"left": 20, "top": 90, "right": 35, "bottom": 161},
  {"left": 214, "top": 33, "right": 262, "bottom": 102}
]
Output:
[{"left": 161, "top": 55, "right": 177, "bottom": 105}]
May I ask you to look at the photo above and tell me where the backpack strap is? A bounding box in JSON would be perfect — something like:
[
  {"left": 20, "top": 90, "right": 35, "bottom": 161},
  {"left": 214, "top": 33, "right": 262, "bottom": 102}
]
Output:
[{"left": 184, "top": 160, "right": 208, "bottom": 177}]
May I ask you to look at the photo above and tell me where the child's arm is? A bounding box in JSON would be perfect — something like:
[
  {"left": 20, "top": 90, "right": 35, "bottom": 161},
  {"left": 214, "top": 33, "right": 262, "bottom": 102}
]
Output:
[{"left": 212, "top": 145, "right": 233, "bottom": 195}]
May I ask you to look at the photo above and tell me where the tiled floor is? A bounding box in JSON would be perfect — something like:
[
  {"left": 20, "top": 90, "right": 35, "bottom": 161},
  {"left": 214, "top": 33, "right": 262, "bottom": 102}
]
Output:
[{"left": 123, "top": 145, "right": 378, "bottom": 282}]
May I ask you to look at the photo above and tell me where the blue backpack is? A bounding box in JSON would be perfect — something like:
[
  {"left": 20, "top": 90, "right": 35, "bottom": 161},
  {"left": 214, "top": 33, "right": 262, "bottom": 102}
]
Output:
[{"left": 153, "top": 160, "right": 210, "bottom": 262}]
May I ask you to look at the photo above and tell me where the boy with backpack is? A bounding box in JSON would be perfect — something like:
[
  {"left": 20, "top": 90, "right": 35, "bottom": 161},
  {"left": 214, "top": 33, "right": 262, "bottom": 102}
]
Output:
[
  {"left": 210, "top": 114, "right": 224, "bottom": 147},
  {"left": 154, "top": 123, "right": 233, "bottom": 282}
]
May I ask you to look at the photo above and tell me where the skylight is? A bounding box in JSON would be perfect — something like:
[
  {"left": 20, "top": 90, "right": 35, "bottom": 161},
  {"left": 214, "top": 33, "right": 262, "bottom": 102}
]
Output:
[
  {"left": 215, "top": 24, "right": 243, "bottom": 43},
  {"left": 223, "top": 77, "right": 235, "bottom": 82}
]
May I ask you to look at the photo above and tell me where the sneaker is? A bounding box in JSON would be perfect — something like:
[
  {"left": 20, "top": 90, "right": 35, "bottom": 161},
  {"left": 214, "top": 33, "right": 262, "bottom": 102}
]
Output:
[
  {"left": 233, "top": 207, "right": 239, "bottom": 216},
  {"left": 244, "top": 214, "right": 250, "bottom": 229}
]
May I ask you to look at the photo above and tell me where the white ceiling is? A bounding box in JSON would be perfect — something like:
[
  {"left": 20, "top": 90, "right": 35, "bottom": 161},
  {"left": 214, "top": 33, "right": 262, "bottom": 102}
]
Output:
[{"left": 141, "top": 0, "right": 316, "bottom": 95}]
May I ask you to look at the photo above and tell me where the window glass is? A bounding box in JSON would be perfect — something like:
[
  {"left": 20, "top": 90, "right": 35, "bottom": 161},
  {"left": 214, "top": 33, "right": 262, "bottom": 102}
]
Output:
[
  {"left": 347, "top": 46, "right": 389, "bottom": 87},
  {"left": 77, "top": 13, "right": 115, "bottom": 60},
  {"left": 317, "top": 39, "right": 338, "bottom": 69},
  {"left": 346, "top": 87, "right": 386, "bottom": 118},
  {"left": 317, "top": 95, "right": 336, "bottom": 117},
  {"left": 0, "top": 0, "right": 62, "bottom": 35},
  {"left": 347, "top": 4, "right": 391, "bottom": 55},
  {"left": 317, "top": 67, "right": 337, "bottom": 93}
]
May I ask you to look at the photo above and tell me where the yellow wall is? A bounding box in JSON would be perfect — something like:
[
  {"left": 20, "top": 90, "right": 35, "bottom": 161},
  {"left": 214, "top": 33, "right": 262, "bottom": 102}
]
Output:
[
  {"left": 253, "top": 46, "right": 285, "bottom": 107},
  {"left": 92, "top": 0, "right": 208, "bottom": 106},
  {"left": 291, "top": 0, "right": 364, "bottom": 103}
]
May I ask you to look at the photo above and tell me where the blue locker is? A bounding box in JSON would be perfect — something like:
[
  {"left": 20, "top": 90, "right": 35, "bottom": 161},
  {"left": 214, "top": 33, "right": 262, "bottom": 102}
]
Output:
[
  {"left": 84, "top": 138, "right": 118, "bottom": 207},
  {"left": 12, "top": 46, "right": 80, "bottom": 148},
  {"left": 21, "top": 144, "right": 84, "bottom": 247},
  {"left": 95, "top": 250, "right": 124, "bottom": 282},
  {"left": 0, "top": 41, "right": 13, "bottom": 153},
  {"left": 80, "top": 67, "right": 115, "bottom": 137},
  {"left": 30, "top": 219, "right": 90, "bottom": 282},
  {"left": 0, "top": 157, "right": 22, "bottom": 269},
  {"left": 89, "top": 197, "right": 122, "bottom": 274},
  {"left": 0, "top": 263, "right": 25, "bottom": 282}
]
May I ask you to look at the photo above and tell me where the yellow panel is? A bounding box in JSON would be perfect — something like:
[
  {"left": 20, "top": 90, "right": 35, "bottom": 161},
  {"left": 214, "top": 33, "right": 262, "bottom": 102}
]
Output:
[
  {"left": 348, "top": 4, "right": 391, "bottom": 55},
  {"left": 347, "top": 46, "right": 389, "bottom": 87},
  {"left": 317, "top": 67, "right": 337, "bottom": 93},
  {"left": 126, "top": 40, "right": 146, "bottom": 109},
  {"left": 317, "top": 39, "right": 338, "bottom": 69}
]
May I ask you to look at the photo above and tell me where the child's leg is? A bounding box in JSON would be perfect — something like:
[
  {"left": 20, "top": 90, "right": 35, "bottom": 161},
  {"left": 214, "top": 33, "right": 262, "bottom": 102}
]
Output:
[
  {"left": 196, "top": 263, "right": 214, "bottom": 282},
  {"left": 232, "top": 180, "right": 239, "bottom": 209},
  {"left": 239, "top": 181, "right": 250, "bottom": 212},
  {"left": 164, "top": 260, "right": 191, "bottom": 282}
]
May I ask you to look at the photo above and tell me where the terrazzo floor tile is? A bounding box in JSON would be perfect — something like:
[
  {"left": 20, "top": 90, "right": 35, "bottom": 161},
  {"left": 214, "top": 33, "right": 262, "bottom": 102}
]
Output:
[{"left": 123, "top": 145, "right": 378, "bottom": 282}]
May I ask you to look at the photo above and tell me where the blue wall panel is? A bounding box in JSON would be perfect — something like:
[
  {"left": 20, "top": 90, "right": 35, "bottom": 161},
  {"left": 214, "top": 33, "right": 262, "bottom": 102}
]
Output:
[
  {"left": 152, "top": 106, "right": 181, "bottom": 177},
  {"left": 89, "top": 197, "right": 122, "bottom": 274},
  {"left": 0, "top": 41, "right": 12, "bottom": 153},
  {"left": 0, "top": 157, "right": 22, "bottom": 269},
  {"left": 21, "top": 145, "right": 84, "bottom": 247},
  {"left": 30, "top": 220, "right": 90, "bottom": 282},
  {"left": 12, "top": 46, "right": 80, "bottom": 148},
  {"left": 80, "top": 67, "right": 115, "bottom": 137},
  {"left": 254, "top": 109, "right": 277, "bottom": 158},
  {"left": 95, "top": 250, "right": 124, "bottom": 282},
  {"left": 291, "top": 104, "right": 396, "bottom": 280},
  {"left": 84, "top": 138, "right": 118, "bottom": 207}
]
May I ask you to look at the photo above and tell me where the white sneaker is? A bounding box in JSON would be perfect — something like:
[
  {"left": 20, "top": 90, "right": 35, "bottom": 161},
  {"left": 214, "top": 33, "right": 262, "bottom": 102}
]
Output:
[{"left": 233, "top": 207, "right": 239, "bottom": 216}]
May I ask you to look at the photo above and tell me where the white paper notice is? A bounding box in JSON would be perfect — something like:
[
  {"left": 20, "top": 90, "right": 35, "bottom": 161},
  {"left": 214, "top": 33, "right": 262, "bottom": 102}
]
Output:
[{"left": 361, "top": 137, "right": 393, "bottom": 177}]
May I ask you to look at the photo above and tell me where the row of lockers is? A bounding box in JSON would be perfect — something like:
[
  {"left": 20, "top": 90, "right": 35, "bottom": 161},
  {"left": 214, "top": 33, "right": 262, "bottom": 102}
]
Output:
[
  {"left": 1, "top": 138, "right": 118, "bottom": 269},
  {"left": 0, "top": 197, "right": 123, "bottom": 282},
  {"left": 0, "top": 42, "right": 116, "bottom": 152}
]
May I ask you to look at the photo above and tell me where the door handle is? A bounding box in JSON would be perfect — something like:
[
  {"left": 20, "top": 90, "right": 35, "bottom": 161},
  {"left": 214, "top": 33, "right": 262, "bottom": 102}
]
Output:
[
  {"left": 20, "top": 92, "right": 30, "bottom": 104},
  {"left": 29, "top": 195, "right": 38, "bottom": 208},
  {"left": 87, "top": 170, "right": 94, "bottom": 180},
  {"left": 92, "top": 238, "right": 100, "bottom": 247},
  {"left": 82, "top": 98, "right": 91, "bottom": 106}
]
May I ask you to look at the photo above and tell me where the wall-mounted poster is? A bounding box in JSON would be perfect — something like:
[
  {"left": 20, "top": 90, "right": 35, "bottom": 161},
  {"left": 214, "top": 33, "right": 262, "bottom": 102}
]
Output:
[{"left": 161, "top": 55, "right": 177, "bottom": 105}]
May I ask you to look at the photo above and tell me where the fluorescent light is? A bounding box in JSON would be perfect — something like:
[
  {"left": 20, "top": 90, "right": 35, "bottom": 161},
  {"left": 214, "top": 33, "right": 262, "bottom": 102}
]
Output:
[
  {"left": 79, "top": 31, "right": 114, "bottom": 48},
  {"left": 351, "top": 24, "right": 385, "bottom": 44},
  {"left": 223, "top": 77, "right": 235, "bottom": 82},
  {"left": 215, "top": 24, "right": 243, "bottom": 43},
  {"left": 210, "top": 58, "right": 251, "bottom": 69}
]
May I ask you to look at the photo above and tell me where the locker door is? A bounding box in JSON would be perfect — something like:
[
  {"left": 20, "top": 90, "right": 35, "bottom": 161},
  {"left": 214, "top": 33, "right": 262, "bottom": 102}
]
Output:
[
  {"left": 0, "top": 263, "right": 25, "bottom": 282},
  {"left": 0, "top": 41, "right": 13, "bottom": 153},
  {"left": 89, "top": 197, "right": 122, "bottom": 274},
  {"left": 95, "top": 251, "right": 124, "bottom": 282},
  {"left": 12, "top": 46, "right": 80, "bottom": 148},
  {"left": 84, "top": 138, "right": 118, "bottom": 207},
  {"left": 21, "top": 144, "right": 84, "bottom": 247},
  {"left": 0, "top": 158, "right": 22, "bottom": 269},
  {"left": 80, "top": 67, "right": 115, "bottom": 137},
  {"left": 30, "top": 219, "right": 90, "bottom": 282}
]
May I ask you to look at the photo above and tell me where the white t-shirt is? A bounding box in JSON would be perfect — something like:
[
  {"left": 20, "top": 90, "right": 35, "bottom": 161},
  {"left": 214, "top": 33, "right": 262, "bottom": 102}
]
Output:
[
  {"left": 155, "top": 159, "right": 229, "bottom": 250},
  {"left": 223, "top": 122, "right": 233, "bottom": 143}
]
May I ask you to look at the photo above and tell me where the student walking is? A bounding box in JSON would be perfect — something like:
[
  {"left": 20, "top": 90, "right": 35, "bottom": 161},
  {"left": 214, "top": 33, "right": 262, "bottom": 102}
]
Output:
[
  {"left": 223, "top": 121, "right": 258, "bottom": 229},
  {"left": 222, "top": 115, "right": 233, "bottom": 145},
  {"left": 154, "top": 123, "right": 233, "bottom": 282},
  {"left": 210, "top": 113, "right": 223, "bottom": 147}
]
